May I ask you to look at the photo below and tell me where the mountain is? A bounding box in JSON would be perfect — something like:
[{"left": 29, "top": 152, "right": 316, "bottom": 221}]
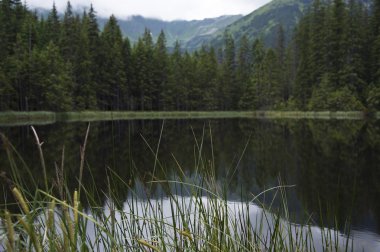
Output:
[
  {"left": 189, "top": 0, "right": 374, "bottom": 49},
  {"left": 97, "top": 15, "right": 243, "bottom": 48},
  {"left": 187, "top": 0, "right": 313, "bottom": 49},
  {"left": 33, "top": 0, "right": 373, "bottom": 50},
  {"left": 33, "top": 7, "right": 241, "bottom": 48}
]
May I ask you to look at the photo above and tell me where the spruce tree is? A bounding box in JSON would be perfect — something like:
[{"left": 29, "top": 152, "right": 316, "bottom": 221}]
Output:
[
  {"left": 45, "top": 3, "right": 60, "bottom": 45},
  {"left": 326, "top": 0, "right": 349, "bottom": 88},
  {"left": 309, "top": 0, "right": 327, "bottom": 88},
  {"left": 29, "top": 42, "right": 73, "bottom": 111},
  {"left": 294, "top": 14, "right": 313, "bottom": 109},
  {"left": 122, "top": 37, "right": 133, "bottom": 110},
  {"left": 237, "top": 35, "right": 251, "bottom": 104},
  {"left": 131, "top": 29, "right": 156, "bottom": 111},
  {"left": 0, "top": 0, "right": 18, "bottom": 59},
  {"left": 262, "top": 49, "right": 282, "bottom": 108},
  {"left": 220, "top": 32, "right": 236, "bottom": 110},
  {"left": 87, "top": 4, "right": 102, "bottom": 109},
  {"left": 0, "top": 65, "right": 16, "bottom": 110},
  {"left": 7, "top": 34, "right": 29, "bottom": 110},
  {"left": 182, "top": 51, "right": 196, "bottom": 110},
  {"left": 343, "top": 0, "right": 367, "bottom": 99},
  {"left": 143, "top": 28, "right": 155, "bottom": 102},
  {"left": 372, "top": 0, "right": 380, "bottom": 37},
  {"left": 152, "top": 30, "right": 168, "bottom": 110},
  {"left": 164, "top": 41, "right": 186, "bottom": 110},
  {"left": 98, "top": 15, "right": 126, "bottom": 110},
  {"left": 60, "top": 1, "right": 79, "bottom": 63},
  {"left": 132, "top": 38, "right": 148, "bottom": 110},
  {"left": 239, "top": 39, "right": 265, "bottom": 109},
  {"left": 194, "top": 45, "right": 218, "bottom": 110},
  {"left": 371, "top": 0, "right": 380, "bottom": 85},
  {"left": 73, "top": 11, "right": 96, "bottom": 110},
  {"left": 275, "top": 24, "right": 288, "bottom": 104}
]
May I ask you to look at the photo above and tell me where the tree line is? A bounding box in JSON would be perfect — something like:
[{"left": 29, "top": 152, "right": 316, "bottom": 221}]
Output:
[{"left": 0, "top": 0, "right": 379, "bottom": 112}]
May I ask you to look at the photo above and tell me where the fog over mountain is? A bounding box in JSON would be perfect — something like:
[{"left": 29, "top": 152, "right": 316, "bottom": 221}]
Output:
[{"left": 27, "top": 0, "right": 271, "bottom": 21}]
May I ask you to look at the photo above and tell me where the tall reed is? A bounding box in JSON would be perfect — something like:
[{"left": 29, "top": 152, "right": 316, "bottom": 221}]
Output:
[{"left": 0, "top": 125, "right": 357, "bottom": 252}]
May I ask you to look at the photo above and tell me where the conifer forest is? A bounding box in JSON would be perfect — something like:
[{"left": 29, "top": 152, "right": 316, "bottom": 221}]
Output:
[{"left": 1, "top": 0, "right": 380, "bottom": 112}]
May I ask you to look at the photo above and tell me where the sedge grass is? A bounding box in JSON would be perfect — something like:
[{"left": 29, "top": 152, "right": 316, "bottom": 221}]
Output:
[
  {"left": 0, "top": 111, "right": 56, "bottom": 126},
  {"left": 0, "top": 125, "right": 360, "bottom": 252},
  {"left": 0, "top": 184, "right": 356, "bottom": 252}
]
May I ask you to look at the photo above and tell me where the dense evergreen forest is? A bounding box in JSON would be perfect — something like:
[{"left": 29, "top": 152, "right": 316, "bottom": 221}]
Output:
[{"left": 0, "top": 0, "right": 380, "bottom": 112}]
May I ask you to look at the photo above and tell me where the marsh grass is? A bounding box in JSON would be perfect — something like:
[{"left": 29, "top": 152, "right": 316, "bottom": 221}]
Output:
[
  {"left": 0, "top": 124, "right": 355, "bottom": 252},
  {"left": 0, "top": 111, "right": 56, "bottom": 126}
]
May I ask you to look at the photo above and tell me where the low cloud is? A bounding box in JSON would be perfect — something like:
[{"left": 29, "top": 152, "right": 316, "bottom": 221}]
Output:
[{"left": 28, "top": 0, "right": 271, "bottom": 20}]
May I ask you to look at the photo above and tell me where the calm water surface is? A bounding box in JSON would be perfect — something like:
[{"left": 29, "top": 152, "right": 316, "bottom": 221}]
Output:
[{"left": 1, "top": 118, "right": 380, "bottom": 250}]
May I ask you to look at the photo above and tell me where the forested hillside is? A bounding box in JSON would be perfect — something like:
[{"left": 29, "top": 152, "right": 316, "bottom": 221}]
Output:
[
  {"left": 0, "top": 0, "right": 379, "bottom": 112},
  {"left": 189, "top": 0, "right": 312, "bottom": 49},
  {"left": 97, "top": 15, "right": 242, "bottom": 49}
]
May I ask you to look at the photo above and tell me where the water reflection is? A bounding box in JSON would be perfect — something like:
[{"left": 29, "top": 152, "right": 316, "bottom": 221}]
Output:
[
  {"left": 85, "top": 195, "right": 380, "bottom": 252},
  {"left": 1, "top": 119, "right": 380, "bottom": 244}
]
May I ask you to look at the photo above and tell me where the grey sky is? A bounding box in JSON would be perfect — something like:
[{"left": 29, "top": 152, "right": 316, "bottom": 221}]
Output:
[{"left": 27, "top": 0, "right": 271, "bottom": 21}]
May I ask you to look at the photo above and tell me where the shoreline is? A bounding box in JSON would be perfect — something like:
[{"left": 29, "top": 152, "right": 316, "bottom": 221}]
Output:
[{"left": 0, "top": 110, "right": 371, "bottom": 126}]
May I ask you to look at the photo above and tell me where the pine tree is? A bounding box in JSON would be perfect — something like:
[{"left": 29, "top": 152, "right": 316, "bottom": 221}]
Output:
[
  {"left": 132, "top": 38, "right": 147, "bottom": 110},
  {"left": 152, "top": 30, "right": 168, "bottom": 110},
  {"left": 371, "top": 0, "right": 380, "bottom": 85},
  {"left": 262, "top": 49, "right": 282, "bottom": 108},
  {"left": 133, "top": 29, "right": 155, "bottom": 110},
  {"left": 308, "top": 73, "right": 364, "bottom": 111},
  {"left": 236, "top": 35, "right": 251, "bottom": 103},
  {"left": 372, "top": 0, "right": 380, "bottom": 37},
  {"left": 283, "top": 49, "right": 295, "bottom": 105},
  {"left": 205, "top": 47, "right": 219, "bottom": 110},
  {"left": 0, "top": 63, "right": 17, "bottom": 110},
  {"left": 275, "top": 24, "right": 288, "bottom": 104},
  {"left": 29, "top": 42, "right": 73, "bottom": 111},
  {"left": 194, "top": 45, "right": 218, "bottom": 110},
  {"left": 239, "top": 39, "right": 265, "bottom": 109},
  {"left": 122, "top": 37, "right": 133, "bottom": 109},
  {"left": 220, "top": 32, "right": 237, "bottom": 110},
  {"left": 294, "top": 14, "right": 313, "bottom": 109},
  {"left": 182, "top": 51, "right": 196, "bottom": 110},
  {"left": 188, "top": 49, "right": 203, "bottom": 110},
  {"left": 16, "top": 12, "right": 40, "bottom": 110},
  {"left": 0, "top": 0, "right": 11, "bottom": 59},
  {"left": 7, "top": 34, "right": 29, "bottom": 110},
  {"left": 326, "top": 0, "right": 349, "bottom": 88},
  {"left": 60, "top": 1, "right": 79, "bottom": 63},
  {"left": 342, "top": 0, "right": 367, "bottom": 98},
  {"left": 73, "top": 11, "right": 96, "bottom": 110},
  {"left": 275, "top": 24, "right": 285, "bottom": 65},
  {"left": 45, "top": 3, "right": 60, "bottom": 45},
  {"left": 87, "top": 4, "right": 102, "bottom": 109},
  {"left": 163, "top": 41, "right": 187, "bottom": 110},
  {"left": 309, "top": 0, "right": 327, "bottom": 88},
  {"left": 20, "top": 12, "right": 38, "bottom": 56},
  {"left": 98, "top": 15, "right": 126, "bottom": 110}
]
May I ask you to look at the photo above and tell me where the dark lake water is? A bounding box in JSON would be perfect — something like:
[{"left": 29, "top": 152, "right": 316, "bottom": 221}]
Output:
[{"left": 1, "top": 118, "right": 380, "bottom": 250}]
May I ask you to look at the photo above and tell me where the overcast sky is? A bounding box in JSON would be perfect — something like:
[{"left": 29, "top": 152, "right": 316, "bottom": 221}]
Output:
[{"left": 27, "top": 0, "right": 271, "bottom": 21}]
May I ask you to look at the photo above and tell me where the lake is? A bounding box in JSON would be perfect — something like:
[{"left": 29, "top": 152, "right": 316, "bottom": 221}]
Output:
[{"left": 1, "top": 118, "right": 380, "bottom": 251}]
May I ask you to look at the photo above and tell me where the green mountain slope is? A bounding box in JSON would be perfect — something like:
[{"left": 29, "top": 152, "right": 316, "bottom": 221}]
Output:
[
  {"left": 186, "top": 0, "right": 313, "bottom": 49},
  {"left": 98, "top": 15, "right": 242, "bottom": 47},
  {"left": 34, "top": 7, "right": 241, "bottom": 48}
]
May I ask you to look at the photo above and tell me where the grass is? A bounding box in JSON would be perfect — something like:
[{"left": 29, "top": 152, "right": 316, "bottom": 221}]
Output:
[
  {"left": 0, "top": 124, "right": 357, "bottom": 251},
  {"left": 0, "top": 110, "right": 368, "bottom": 126},
  {"left": 0, "top": 111, "right": 56, "bottom": 126}
]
